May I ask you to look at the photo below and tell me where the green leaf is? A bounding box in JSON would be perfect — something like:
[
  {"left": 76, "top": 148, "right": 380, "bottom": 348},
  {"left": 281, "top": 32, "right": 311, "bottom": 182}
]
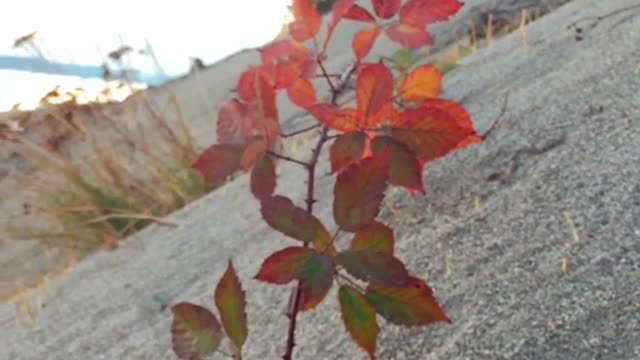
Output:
[
  {"left": 391, "top": 48, "right": 414, "bottom": 69},
  {"left": 330, "top": 131, "right": 366, "bottom": 173},
  {"left": 339, "top": 285, "right": 379, "bottom": 359},
  {"left": 250, "top": 154, "right": 276, "bottom": 199},
  {"left": 260, "top": 195, "right": 336, "bottom": 255},
  {"left": 254, "top": 246, "right": 334, "bottom": 311},
  {"left": 214, "top": 261, "right": 248, "bottom": 354},
  {"left": 337, "top": 249, "right": 410, "bottom": 286},
  {"left": 350, "top": 221, "right": 394, "bottom": 255},
  {"left": 171, "top": 302, "right": 223, "bottom": 360},
  {"left": 333, "top": 151, "right": 390, "bottom": 232},
  {"left": 365, "top": 276, "right": 450, "bottom": 326},
  {"left": 434, "top": 61, "right": 459, "bottom": 75}
]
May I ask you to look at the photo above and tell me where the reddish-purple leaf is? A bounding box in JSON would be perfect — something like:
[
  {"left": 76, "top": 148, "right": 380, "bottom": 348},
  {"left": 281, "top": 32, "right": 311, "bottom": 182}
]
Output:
[
  {"left": 350, "top": 221, "right": 394, "bottom": 255},
  {"left": 353, "top": 26, "right": 381, "bottom": 60},
  {"left": 391, "top": 99, "right": 479, "bottom": 163},
  {"left": 399, "top": 0, "right": 463, "bottom": 27},
  {"left": 343, "top": 4, "right": 377, "bottom": 23},
  {"left": 171, "top": 302, "right": 223, "bottom": 360},
  {"left": 214, "top": 262, "right": 248, "bottom": 353},
  {"left": 250, "top": 154, "right": 276, "bottom": 199},
  {"left": 385, "top": 22, "right": 432, "bottom": 48},
  {"left": 192, "top": 144, "right": 245, "bottom": 184},
  {"left": 254, "top": 247, "right": 334, "bottom": 310},
  {"left": 339, "top": 285, "right": 379, "bottom": 359},
  {"left": 372, "top": 0, "right": 401, "bottom": 19},
  {"left": 365, "top": 276, "right": 451, "bottom": 326},
  {"left": 337, "top": 249, "right": 411, "bottom": 285},
  {"left": 356, "top": 63, "right": 394, "bottom": 126},
  {"left": 333, "top": 150, "right": 390, "bottom": 232},
  {"left": 260, "top": 195, "right": 336, "bottom": 255},
  {"left": 330, "top": 131, "right": 366, "bottom": 173}
]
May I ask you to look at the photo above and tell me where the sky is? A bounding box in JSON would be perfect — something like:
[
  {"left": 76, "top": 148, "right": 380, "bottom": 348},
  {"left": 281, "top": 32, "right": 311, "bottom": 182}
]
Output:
[{"left": 0, "top": 0, "right": 292, "bottom": 110}]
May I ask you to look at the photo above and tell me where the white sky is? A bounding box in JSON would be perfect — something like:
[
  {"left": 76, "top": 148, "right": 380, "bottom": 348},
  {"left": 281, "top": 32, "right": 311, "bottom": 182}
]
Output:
[{"left": 0, "top": 0, "right": 292, "bottom": 110}]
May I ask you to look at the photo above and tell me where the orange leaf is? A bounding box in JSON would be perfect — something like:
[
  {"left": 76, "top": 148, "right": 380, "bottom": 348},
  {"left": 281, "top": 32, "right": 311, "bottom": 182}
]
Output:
[
  {"left": 308, "top": 104, "right": 359, "bottom": 132},
  {"left": 214, "top": 262, "right": 248, "bottom": 353},
  {"left": 356, "top": 63, "right": 394, "bottom": 126},
  {"left": 261, "top": 39, "right": 309, "bottom": 64},
  {"left": 372, "top": 0, "right": 401, "bottom": 19},
  {"left": 399, "top": 0, "right": 463, "bottom": 27},
  {"left": 343, "top": 4, "right": 376, "bottom": 23},
  {"left": 398, "top": 64, "right": 443, "bottom": 101},
  {"left": 252, "top": 71, "right": 281, "bottom": 147},
  {"left": 353, "top": 26, "right": 381, "bottom": 60},
  {"left": 385, "top": 22, "right": 432, "bottom": 48},
  {"left": 192, "top": 144, "right": 245, "bottom": 184},
  {"left": 287, "top": 78, "right": 316, "bottom": 108},
  {"left": 339, "top": 285, "right": 379, "bottom": 359},
  {"left": 350, "top": 221, "right": 394, "bottom": 255},
  {"left": 260, "top": 195, "right": 336, "bottom": 255},
  {"left": 365, "top": 276, "right": 450, "bottom": 326},
  {"left": 254, "top": 246, "right": 333, "bottom": 311},
  {"left": 171, "top": 303, "right": 223, "bottom": 359},
  {"left": 250, "top": 154, "right": 276, "bottom": 199},
  {"left": 289, "top": 0, "right": 323, "bottom": 42},
  {"left": 333, "top": 150, "right": 390, "bottom": 232},
  {"left": 329, "top": 131, "right": 366, "bottom": 173},
  {"left": 391, "top": 99, "right": 478, "bottom": 162}
]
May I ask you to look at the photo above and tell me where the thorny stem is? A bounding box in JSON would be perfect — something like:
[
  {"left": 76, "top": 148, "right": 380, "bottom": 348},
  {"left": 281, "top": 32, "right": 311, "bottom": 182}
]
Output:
[
  {"left": 282, "top": 60, "right": 357, "bottom": 360},
  {"left": 267, "top": 151, "right": 310, "bottom": 168}
]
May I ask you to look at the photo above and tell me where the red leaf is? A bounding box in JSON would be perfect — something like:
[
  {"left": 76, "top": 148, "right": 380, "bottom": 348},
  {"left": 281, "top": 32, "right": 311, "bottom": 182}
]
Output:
[
  {"left": 356, "top": 63, "right": 394, "bottom": 126},
  {"left": 343, "top": 4, "right": 377, "bottom": 23},
  {"left": 372, "top": 136, "right": 425, "bottom": 194},
  {"left": 250, "top": 154, "right": 276, "bottom": 199},
  {"left": 337, "top": 249, "right": 411, "bottom": 285},
  {"left": 339, "top": 285, "right": 379, "bottom": 359},
  {"left": 353, "top": 26, "right": 381, "bottom": 60},
  {"left": 253, "top": 71, "right": 281, "bottom": 147},
  {"left": 171, "top": 303, "right": 223, "bottom": 359},
  {"left": 333, "top": 150, "right": 390, "bottom": 232},
  {"left": 365, "top": 276, "right": 450, "bottom": 326},
  {"left": 385, "top": 22, "right": 432, "bottom": 48},
  {"left": 260, "top": 195, "right": 336, "bottom": 255},
  {"left": 323, "top": 0, "right": 359, "bottom": 53},
  {"left": 398, "top": 64, "right": 443, "bottom": 101},
  {"left": 289, "top": 0, "right": 323, "bottom": 42},
  {"left": 192, "top": 144, "right": 245, "bottom": 184},
  {"left": 399, "top": 0, "right": 463, "bottom": 27},
  {"left": 254, "top": 247, "right": 334, "bottom": 311},
  {"left": 214, "top": 262, "right": 248, "bottom": 353},
  {"left": 235, "top": 66, "right": 263, "bottom": 102},
  {"left": 391, "top": 99, "right": 478, "bottom": 162},
  {"left": 372, "top": 0, "right": 401, "bottom": 19},
  {"left": 308, "top": 104, "right": 359, "bottom": 132},
  {"left": 287, "top": 78, "right": 316, "bottom": 108},
  {"left": 330, "top": 131, "right": 366, "bottom": 173},
  {"left": 350, "top": 221, "right": 394, "bottom": 254},
  {"left": 217, "top": 98, "right": 249, "bottom": 145}
]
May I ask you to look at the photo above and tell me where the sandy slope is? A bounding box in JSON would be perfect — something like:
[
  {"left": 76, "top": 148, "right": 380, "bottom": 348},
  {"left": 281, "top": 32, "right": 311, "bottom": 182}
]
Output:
[{"left": 4, "top": 0, "right": 640, "bottom": 359}]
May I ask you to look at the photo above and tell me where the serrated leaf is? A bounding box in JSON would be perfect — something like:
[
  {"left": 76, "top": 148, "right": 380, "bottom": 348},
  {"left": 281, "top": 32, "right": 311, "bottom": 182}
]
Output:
[
  {"left": 308, "top": 104, "right": 359, "bottom": 132},
  {"left": 353, "top": 26, "right": 381, "bottom": 60},
  {"left": 365, "top": 276, "right": 450, "bottom": 326},
  {"left": 214, "top": 262, "right": 248, "bottom": 353},
  {"left": 337, "top": 249, "right": 410, "bottom": 285},
  {"left": 289, "top": 0, "right": 323, "bottom": 42},
  {"left": 171, "top": 302, "right": 223, "bottom": 360},
  {"left": 260, "top": 195, "right": 336, "bottom": 254},
  {"left": 330, "top": 131, "right": 366, "bottom": 173},
  {"left": 399, "top": 0, "right": 463, "bottom": 27},
  {"left": 356, "top": 63, "right": 394, "bottom": 126},
  {"left": 391, "top": 99, "right": 478, "bottom": 163},
  {"left": 333, "top": 151, "right": 390, "bottom": 232},
  {"left": 339, "top": 285, "right": 379, "bottom": 359},
  {"left": 250, "top": 154, "right": 276, "bottom": 199},
  {"left": 350, "top": 221, "right": 394, "bottom": 254},
  {"left": 398, "top": 64, "right": 442, "bottom": 101},
  {"left": 372, "top": 0, "right": 401, "bottom": 19},
  {"left": 343, "top": 4, "right": 376, "bottom": 23},
  {"left": 287, "top": 77, "right": 316, "bottom": 108},
  {"left": 254, "top": 247, "right": 333, "bottom": 311},
  {"left": 192, "top": 144, "right": 245, "bottom": 184},
  {"left": 385, "top": 22, "right": 432, "bottom": 48}
]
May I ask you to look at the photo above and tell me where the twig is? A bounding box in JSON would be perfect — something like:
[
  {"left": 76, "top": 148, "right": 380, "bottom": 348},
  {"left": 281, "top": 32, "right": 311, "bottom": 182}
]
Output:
[
  {"left": 281, "top": 123, "right": 321, "bottom": 138},
  {"left": 267, "top": 151, "right": 310, "bottom": 168}
]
